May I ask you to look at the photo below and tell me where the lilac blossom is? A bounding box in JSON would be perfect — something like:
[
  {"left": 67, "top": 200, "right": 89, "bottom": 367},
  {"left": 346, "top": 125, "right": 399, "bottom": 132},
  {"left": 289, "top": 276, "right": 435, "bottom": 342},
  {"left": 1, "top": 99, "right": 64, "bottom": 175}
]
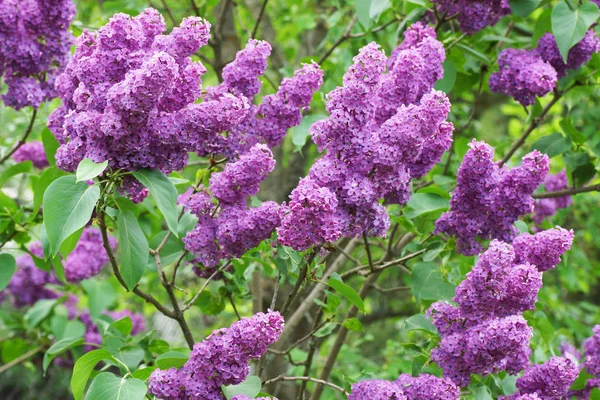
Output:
[
  {"left": 63, "top": 227, "right": 117, "bottom": 283},
  {"left": 0, "top": 0, "right": 75, "bottom": 109},
  {"left": 427, "top": 227, "right": 573, "bottom": 386},
  {"left": 501, "top": 357, "right": 579, "bottom": 400},
  {"left": 537, "top": 31, "right": 600, "bottom": 80},
  {"left": 183, "top": 144, "right": 280, "bottom": 270},
  {"left": 435, "top": 140, "right": 549, "bottom": 256},
  {"left": 148, "top": 312, "right": 284, "bottom": 400},
  {"left": 348, "top": 374, "right": 459, "bottom": 399},
  {"left": 430, "top": 0, "right": 511, "bottom": 35},
  {"left": 11, "top": 141, "right": 49, "bottom": 169},
  {"left": 489, "top": 49, "right": 557, "bottom": 106}
]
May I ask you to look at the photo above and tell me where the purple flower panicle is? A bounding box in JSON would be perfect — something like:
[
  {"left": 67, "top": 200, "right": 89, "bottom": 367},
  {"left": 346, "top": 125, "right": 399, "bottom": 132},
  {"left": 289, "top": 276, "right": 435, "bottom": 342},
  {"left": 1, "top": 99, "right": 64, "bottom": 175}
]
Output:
[{"left": 12, "top": 141, "right": 49, "bottom": 169}]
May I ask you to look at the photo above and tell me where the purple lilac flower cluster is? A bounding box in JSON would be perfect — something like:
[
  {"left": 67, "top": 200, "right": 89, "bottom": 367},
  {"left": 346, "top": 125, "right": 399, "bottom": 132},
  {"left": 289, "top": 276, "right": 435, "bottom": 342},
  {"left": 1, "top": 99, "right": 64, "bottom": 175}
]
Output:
[
  {"left": 148, "top": 311, "right": 284, "bottom": 400},
  {"left": 490, "top": 30, "right": 600, "bottom": 105},
  {"left": 48, "top": 9, "right": 247, "bottom": 177},
  {"left": 429, "top": 0, "right": 511, "bottom": 34},
  {"left": 427, "top": 227, "right": 573, "bottom": 386},
  {"left": 533, "top": 170, "right": 572, "bottom": 226},
  {"left": 0, "top": 0, "right": 76, "bottom": 109},
  {"left": 11, "top": 141, "right": 49, "bottom": 169},
  {"left": 500, "top": 357, "right": 579, "bottom": 400},
  {"left": 182, "top": 145, "right": 280, "bottom": 275},
  {"left": 207, "top": 40, "right": 323, "bottom": 156},
  {"left": 562, "top": 325, "right": 600, "bottom": 399},
  {"left": 435, "top": 140, "right": 549, "bottom": 256},
  {"left": 63, "top": 227, "right": 117, "bottom": 282},
  {"left": 348, "top": 373, "right": 459, "bottom": 400},
  {"left": 278, "top": 24, "right": 453, "bottom": 251},
  {"left": 3, "top": 242, "right": 59, "bottom": 307}
]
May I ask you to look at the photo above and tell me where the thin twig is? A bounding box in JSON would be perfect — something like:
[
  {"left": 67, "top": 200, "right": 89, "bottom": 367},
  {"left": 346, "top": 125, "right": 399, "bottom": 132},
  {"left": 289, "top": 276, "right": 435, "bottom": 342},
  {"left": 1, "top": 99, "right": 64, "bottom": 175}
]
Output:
[
  {"left": 0, "top": 345, "right": 45, "bottom": 374},
  {"left": 251, "top": 0, "right": 269, "bottom": 38},
  {"left": 362, "top": 233, "right": 375, "bottom": 272},
  {"left": 533, "top": 183, "right": 600, "bottom": 198},
  {"left": 317, "top": 16, "right": 358, "bottom": 65},
  {"left": 332, "top": 242, "right": 359, "bottom": 265},
  {"left": 263, "top": 375, "right": 349, "bottom": 396},
  {"left": 270, "top": 272, "right": 281, "bottom": 310},
  {"left": 340, "top": 249, "right": 425, "bottom": 279},
  {"left": 279, "top": 250, "right": 318, "bottom": 316},
  {"left": 183, "top": 262, "right": 231, "bottom": 312},
  {"left": 0, "top": 109, "right": 37, "bottom": 166},
  {"left": 371, "top": 284, "right": 410, "bottom": 293},
  {"left": 267, "top": 318, "right": 332, "bottom": 356},
  {"left": 159, "top": 0, "right": 177, "bottom": 26},
  {"left": 500, "top": 90, "right": 563, "bottom": 166}
]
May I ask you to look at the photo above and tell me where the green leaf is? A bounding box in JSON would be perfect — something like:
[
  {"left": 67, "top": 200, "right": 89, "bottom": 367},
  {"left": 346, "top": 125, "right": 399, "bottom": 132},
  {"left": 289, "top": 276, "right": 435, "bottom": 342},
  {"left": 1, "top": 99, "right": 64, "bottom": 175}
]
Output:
[
  {"left": 24, "top": 298, "right": 59, "bottom": 330},
  {"left": 314, "top": 322, "right": 337, "bottom": 337},
  {"left": 402, "top": 314, "right": 437, "bottom": 335},
  {"left": 560, "top": 118, "right": 586, "bottom": 145},
  {"left": 355, "top": 0, "right": 373, "bottom": 30},
  {"left": 405, "top": 193, "right": 449, "bottom": 218},
  {"left": 434, "top": 60, "right": 456, "bottom": 94},
  {"left": 76, "top": 158, "right": 108, "bottom": 183},
  {"left": 342, "top": 317, "right": 364, "bottom": 332},
  {"left": 0, "top": 254, "right": 16, "bottom": 291},
  {"left": 156, "top": 351, "right": 189, "bottom": 369},
  {"left": 531, "top": 132, "right": 572, "bottom": 158},
  {"left": 552, "top": 1, "right": 599, "bottom": 62},
  {"left": 132, "top": 366, "right": 157, "bottom": 380},
  {"left": 33, "top": 167, "right": 66, "bottom": 211},
  {"left": 0, "top": 161, "right": 32, "bottom": 188},
  {"left": 43, "top": 336, "right": 84, "bottom": 374},
  {"left": 132, "top": 169, "right": 179, "bottom": 237},
  {"left": 51, "top": 255, "right": 66, "bottom": 284},
  {"left": 43, "top": 176, "right": 100, "bottom": 256},
  {"left": 222, "top": 375, "right": 262, "bottom": 399},
  {"left": 71, "top": 350, "right": 116, "bottom": 400},
  {"left": 455, "top": 44, "right": 491, "bottom": 64},
  {"left": 411, "top": 262, "right": 455, "bottom": 302},
  {"left": 117, "top": 210, "right": 149, "bottom": 289},
  {"left": 369, "top": 0, "right": 391, "bottom": 19},
  {"left": 510, "top": 0, "right": 542, "bottom": 17},
  {"left": 292, "top": 114, "right": 326, "bottom": 150},
  {"left": 195, "top": 290, "right": 226, "bottom": 316},
  {"left": 59, "top": 227, "right": 83, "bottom": 258},
  {"left": 86, "top": 373, "right": 147, "bottom": 400},
  {"left": 81, "top": 279, "right": 116, "bottom": 318},
  {"left": 471, "top": 385, "right": 493, "bottom": 400},
  {"left": 42, "top": 127, "right": 60, "bottom": 167},
  {"left": 327, "top": 274, "right": 365, "bottom": 312}
]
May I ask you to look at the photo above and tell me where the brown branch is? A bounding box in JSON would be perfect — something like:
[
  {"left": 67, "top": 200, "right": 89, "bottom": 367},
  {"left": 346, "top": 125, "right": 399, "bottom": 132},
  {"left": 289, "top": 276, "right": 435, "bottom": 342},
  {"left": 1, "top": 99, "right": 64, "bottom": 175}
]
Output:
[
  {"left": 159, "top": 0, "right": 177, "bottom": 26},
  {"left": 264, "top": 375, "right": 349, "bottom": 396},
  {"left": 362, "top": 233, "right": 375, "bottom": 272},
  {"left": 370, "top": 284, "right": 410, "bottom": 293},
  {"left": 340, "top": 248, "right": 425, "bottom": 279},
  {"left": 250, "top": 0, "right": 269, "bottom": 38},
  {"left": 533, "top": 183, "right": 600, "bottom": 199},
  {"left": 267, "top": 318, "right": 332, "bottom": 356},
  {"left": 0, "top": 109, "right": 37, "bottom": 166}
]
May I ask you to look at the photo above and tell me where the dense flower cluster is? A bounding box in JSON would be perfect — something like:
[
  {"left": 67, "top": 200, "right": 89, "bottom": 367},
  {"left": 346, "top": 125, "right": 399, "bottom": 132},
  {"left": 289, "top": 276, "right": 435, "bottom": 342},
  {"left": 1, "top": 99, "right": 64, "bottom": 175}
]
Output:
[
  {"left": 436, "top": 140, "right": 549, "bottom": 256},
  {"left": 348, "top": 373, "right": 459, "bottom": 400},
  {"left": 11, "top": 141, "right": 49, "bottom": 169},
  {"left": 206, "top": 40, "right": 323, "bottom": 156},
  {"left": 427, "top": 227, "right": 573, "bottom": 386},
  {"left": 182, "top": 145, "right": 280, "bottom": 275},
  {"left": 231, "top": 396, "right": 278, "bottom": 400},
  {"left": 490, "top": 30, "right": 600, "bottom": 105},
  {"left": 500, "top": 357, "right": 579, "bottom": 400},
  {"left": 533, "top": 170, "right": 572, "bottom": 225},
  {"left": 0, "top": 0, "right": 76, "bottom": 109},
  {"left": 4, "top": 243, "right": 58, "bottom": 307},
  {"left": 489, "top": 49, "right": 557, "bottom": 106},
  {"left": 429, "top": 0, "right": 511, "bottom": 34},
  {"left": 278, "top": 23, "right": 453, "bottom": 250},
  {"left": 63, "top": 227, "right": 116, "bottom": 282},
  {"left": 584, "top": 325, "right": 600, "bottom": 377},
  {"left": 47, "top": 9, "right": 249, "bottom": 177},
  {"left": 148, "top": 311, "right": 284, "bottom": 400}
]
